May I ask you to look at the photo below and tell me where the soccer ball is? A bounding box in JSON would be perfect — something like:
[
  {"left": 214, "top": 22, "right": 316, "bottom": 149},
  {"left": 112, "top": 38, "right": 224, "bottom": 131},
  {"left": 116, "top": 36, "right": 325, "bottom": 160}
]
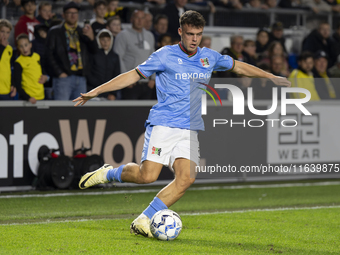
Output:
[{"left": 150, "top": 209, "right": 182, "bottom": 241}]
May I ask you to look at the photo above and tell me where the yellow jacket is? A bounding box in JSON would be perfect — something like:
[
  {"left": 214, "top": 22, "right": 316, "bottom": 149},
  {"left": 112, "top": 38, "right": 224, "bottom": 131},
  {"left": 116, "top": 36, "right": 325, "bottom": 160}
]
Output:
[{"left": 288, "top": 69, "right": 320, "bottom": 101}]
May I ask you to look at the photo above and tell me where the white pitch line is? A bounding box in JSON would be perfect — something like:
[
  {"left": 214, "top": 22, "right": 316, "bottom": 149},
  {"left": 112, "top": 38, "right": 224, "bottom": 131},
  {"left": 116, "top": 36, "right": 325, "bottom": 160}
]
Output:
[
  {"left": 1, "top": 181, "right": 340, "bottom": 199},
  {"left": 1, "top": 205, "right": 340, "bottom": 226}
]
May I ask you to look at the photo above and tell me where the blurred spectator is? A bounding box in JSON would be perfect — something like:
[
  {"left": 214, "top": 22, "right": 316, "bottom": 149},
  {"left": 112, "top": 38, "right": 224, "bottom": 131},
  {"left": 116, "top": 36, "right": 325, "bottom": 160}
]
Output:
[
  {"left": 302, "top": 22, "right": 335, "bottom": 67},
  {"left": 14, "top": 34, "right": 47, "bottom": 104},
  {"left": 105, "top": 0, "right": 127, "bottom": 23},
  {"left": 199, "top": 35, "right": 211, "bottom": 48},
  {"left": 162, "top": 0, "right": 188, "bottom": 40},
  {"left": 215, "top": 0, "right": 243, "bottom": 9},
  {"left": 245, "top": 0, "right": 268, "bottom": 8},
  {"left": 0, "top": 19, "right": 16, "bottom": 100},
  {"left": 106, "top": 16, "right": 121, "bottom": 43},
  {"left": 288, "top": 51, "right": 320, "bottom": 100},
  {"left": 250, "top": 63, "right": 280, "bottom": 99},
  {"left": 144, "top": 12, "right": 153, "bottom": 31},
  {"left": 46, "top": 1, "right": 97, "bottom": 100},
  {"left": 91, "top": 0, "right": 107, "bottom": 36},
  {"left": 36, "top": 2, "right": 53, "bottom": 27},
  {"left": 301, "top": 0, "right": 340, "bottom": 13},
  {"left": 87, "top": 29, "right": 120, "bottom": 100},
  {"left": 14, "top": 0, "right": 40, "bottom": 42},
  {"left": 270, "top": 55, "right": 286, "bottom": 77},
  {"left": 263, "top": 0, "right": 277, "bottom": 8},
  {"left": 261, "top": 41, "right": 290, "bottom": 76},
  {"left": 114, "top": 10, "right": 155, "bottom": 99},
  {"left": 189, "top": 0, "right": 216, "bottom": 13},
  {"left": 32, "top": 24, "right": 48, "bottom": 74},
  {"left": 256, "top": 28, "right": 270, "bottom": 56},
  {"left": 329, "top": 54, "right": 340, "bottom": 78},
  {"left": 332, "top": 23, "right": 340, "bottom": 60},
  {"left": 151, "top": 14, "right": 168, "bottom": 48},
  {"left": 268, "top": 21, "right": 287, "bottom": 53},
  {"left": 157, "top": 33, "right": 172, "bottom": 49},
  {"left": 242, "top": 39, "right": 257, "bottom": 66},
  {"left": 278, "top": 0, "right": 305, "bottom": 8},
  {"left": 312, "top": 50, "right": 336, "bottom": 99}
]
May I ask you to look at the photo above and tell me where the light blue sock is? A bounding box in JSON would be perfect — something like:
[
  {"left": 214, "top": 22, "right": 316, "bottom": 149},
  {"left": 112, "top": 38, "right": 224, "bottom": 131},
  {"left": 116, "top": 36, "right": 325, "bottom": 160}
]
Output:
[
  {"left": 143, "top": 197, "right": 168, "bottom": 219},
  {"left": 106, "top": 165, "right": 125, "bottom": 183}
]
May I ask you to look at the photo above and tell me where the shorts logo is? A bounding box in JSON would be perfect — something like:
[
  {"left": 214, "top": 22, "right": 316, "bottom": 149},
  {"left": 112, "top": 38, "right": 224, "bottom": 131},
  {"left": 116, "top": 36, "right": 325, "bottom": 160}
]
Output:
[
  {"left": 200, "top": 57, "right": 210, "bottom": 68},
  {"left": 152, "top": 146, "right": 162, "bottom": 156}
]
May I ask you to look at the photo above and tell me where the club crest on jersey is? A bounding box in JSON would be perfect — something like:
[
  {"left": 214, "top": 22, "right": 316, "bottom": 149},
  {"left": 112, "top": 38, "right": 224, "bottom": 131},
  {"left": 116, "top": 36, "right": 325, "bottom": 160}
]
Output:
[
  {"left": 152, "top": 146, "right": 162, "bottom": 156},
  {"left": 200, "top": 57, "right": 210, "bottom": 68},
  {"left": 178, "top": 58, "right": 183, "bottom": 64}
]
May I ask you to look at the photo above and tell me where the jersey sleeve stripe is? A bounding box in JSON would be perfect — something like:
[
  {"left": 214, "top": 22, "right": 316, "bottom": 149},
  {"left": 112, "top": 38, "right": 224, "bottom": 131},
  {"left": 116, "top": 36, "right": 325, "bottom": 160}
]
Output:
[
  {"left": 227, "top": 58, "right": 236, "bottom": 72},
  {"left": 135, "top": 68, "right": 147, "bottom": 79}
]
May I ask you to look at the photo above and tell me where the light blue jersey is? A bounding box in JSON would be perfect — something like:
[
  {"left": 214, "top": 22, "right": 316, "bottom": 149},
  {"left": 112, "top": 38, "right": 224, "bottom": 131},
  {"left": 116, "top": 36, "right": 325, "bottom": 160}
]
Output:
[{"left": 136, "top": 43, "right": 235, "bottom": 131}]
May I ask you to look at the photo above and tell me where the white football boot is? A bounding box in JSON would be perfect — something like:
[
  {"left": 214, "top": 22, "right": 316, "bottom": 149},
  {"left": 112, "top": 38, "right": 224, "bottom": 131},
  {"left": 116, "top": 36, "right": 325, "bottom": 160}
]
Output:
[
  {"left": 79, "top": 164, "right": 112, "bottom": 189},
  {"left": 130, "top": 213, "right": 153, "bottom": 238}
]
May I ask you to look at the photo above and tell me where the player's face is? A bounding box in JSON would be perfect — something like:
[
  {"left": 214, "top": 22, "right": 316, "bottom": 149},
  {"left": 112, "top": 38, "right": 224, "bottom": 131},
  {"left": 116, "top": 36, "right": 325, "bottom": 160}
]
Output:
[
  {"left": 178, "top": 25, "right": 203, "bottom": 53},
  {"left": 95, "top": 4, "right": 107, "bottom": 19},
  {"left": 17, "top": 39, "right": 32, "bottom": 56},
  {"left": 0, "top": 26, "right": 11, "bottom": 42}
]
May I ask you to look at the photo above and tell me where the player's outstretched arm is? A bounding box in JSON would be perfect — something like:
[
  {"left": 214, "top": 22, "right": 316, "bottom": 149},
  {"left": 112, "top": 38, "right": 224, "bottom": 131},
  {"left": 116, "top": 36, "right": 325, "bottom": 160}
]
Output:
[
  {"left": 73, "top": 70, "right": 141, "bottom": 106},
  {"left": 232, "top": 60, "right": 291, "bottom": 87}
]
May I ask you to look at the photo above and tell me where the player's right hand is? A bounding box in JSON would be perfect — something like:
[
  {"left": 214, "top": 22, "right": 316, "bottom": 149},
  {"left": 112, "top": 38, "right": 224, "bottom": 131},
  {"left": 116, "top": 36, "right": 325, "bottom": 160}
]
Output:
[{"left": 73, "top": 91, "right": 98, "bottom": 106}]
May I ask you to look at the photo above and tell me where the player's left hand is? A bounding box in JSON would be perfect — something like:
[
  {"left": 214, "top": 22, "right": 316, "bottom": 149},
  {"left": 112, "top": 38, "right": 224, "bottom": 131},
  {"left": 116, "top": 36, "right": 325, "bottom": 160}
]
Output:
[
  {"left": 270, "top": 76, "right": 291, "bottom": 87},
  {"left": 73, "top": 90, "right": 98, "bottom": 106}
]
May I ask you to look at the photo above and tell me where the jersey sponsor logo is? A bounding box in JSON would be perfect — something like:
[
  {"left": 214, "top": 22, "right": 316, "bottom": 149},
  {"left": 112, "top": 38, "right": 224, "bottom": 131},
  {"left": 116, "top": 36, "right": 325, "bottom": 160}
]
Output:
[
  {"left": 175, "top": 72, "right": 211, "bottom": 80},
  {"left": 178, "top": 58, "right": 183, "bottom": 64},
  {"left": 200, "top": 57, "right": 210, "bottom": 68},
  {"left": 151, "top": 146, "right": 162, "bottom": 156}
]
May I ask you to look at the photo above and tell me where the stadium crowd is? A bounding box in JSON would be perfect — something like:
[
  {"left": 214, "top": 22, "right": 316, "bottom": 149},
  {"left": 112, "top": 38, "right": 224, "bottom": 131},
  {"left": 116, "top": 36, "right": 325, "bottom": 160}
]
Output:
[{"left": 1, "top": 0, "right": 340, "bottom": 102}]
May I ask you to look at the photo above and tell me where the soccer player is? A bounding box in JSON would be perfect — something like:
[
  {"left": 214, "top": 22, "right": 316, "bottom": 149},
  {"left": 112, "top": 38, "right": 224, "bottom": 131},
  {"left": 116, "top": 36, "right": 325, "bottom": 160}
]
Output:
[{"left": 74, "top": 10, "right": 290, "bottom": 238}]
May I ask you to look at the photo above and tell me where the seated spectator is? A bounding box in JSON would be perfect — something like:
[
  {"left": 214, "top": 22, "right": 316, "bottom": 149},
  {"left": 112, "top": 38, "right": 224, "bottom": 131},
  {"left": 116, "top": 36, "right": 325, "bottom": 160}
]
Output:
[
  {"left": 256, "top": 28, "right": 270, "bottom": 56},
  {"left": 242, "top": 39, "right": 257, "bottom": 66},
  {"left": 270, "top": 55, "right": 286, "bottom": 77},
  {"left": 301, "top": 0, "right": 340, "bottom": 13},
  {"left": 144, "top": 12, "right": 153, "bottom": 31},
  {"left": 157, "top": 33, "right": 172, "bottom": 49},
  {"left": 263, "top": 0, "right": 277, "bottom": 8},
  {"left": 199, "top": 35, "right": 211, "bottom": 48},
  {"left": 91, "top": 0, "right": 107, "bottom": 36},
  {"left": 36, "top": 2, "right": 53, "bottom": 27},
  {"left": 87, "top": 29, "right": 120, "bottom": 100},
  {"left": 250, "top": 63, "right": 280, "bottom": 100},
  {"left": 261, "top": 41, "right": 290, "bottom": 76},
  {"left": 105, "top": 0, "right": 127, "bottom": 23},
  {"left": 106, "top": 16, "right": 121, "bottom": 43},
  {"left": 328, "top": 54, "right": 340, "bottom": 78},
  {"left": 215, "top": 0, "right": 243, "bottom": 9},
  {"left": 288, "top": 51, "right": 320, "bottom": 100},
  {"left": 0, "top": 19, "right": 16, "bottom": 100},
  {"left": 312, "top": 50, "right": 336, "bottom": 99},
  {"left": 332, "top": 23, "right": 340, "bottom": 60},
  {"left": 46, "top": 1, "right": 97, "bottom": 101},
  {"left": 302, "top": 22, "right": 335, "bottom": 67},
  {"left": 162, "top": 0, "right": 188, "bottom": 40},
  {"left": 14, "top": 0, "right": 40, "bottom": 41},
  {"left": 268, "top": 21, "right": 287, "bottom": 53},
  {"left": 14, "top": 34, "right": 47, "bottom": 103},
  {"left": 151, "top": 14, "right": 168, "bottom": 47}
]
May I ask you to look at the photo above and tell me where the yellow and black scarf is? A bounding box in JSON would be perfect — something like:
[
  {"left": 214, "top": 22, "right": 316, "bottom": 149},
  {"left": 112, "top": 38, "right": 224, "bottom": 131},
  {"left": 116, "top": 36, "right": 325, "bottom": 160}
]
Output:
[{"left": 64, "top": 23, "right": 83, "bottom": 71}]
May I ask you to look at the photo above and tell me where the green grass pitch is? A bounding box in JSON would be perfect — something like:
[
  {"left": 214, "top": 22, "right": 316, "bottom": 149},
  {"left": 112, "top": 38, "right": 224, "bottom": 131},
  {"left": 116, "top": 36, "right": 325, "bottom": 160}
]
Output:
[{"left": 0, "top": 181, "right": 340, "bottom": 254}]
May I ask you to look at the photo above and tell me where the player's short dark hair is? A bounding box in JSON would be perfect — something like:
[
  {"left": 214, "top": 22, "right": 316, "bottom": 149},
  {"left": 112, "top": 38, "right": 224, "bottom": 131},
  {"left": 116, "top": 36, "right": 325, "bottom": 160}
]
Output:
[
  {"left": 298, "top": 51, "right": 313, "bottom": 62},
  {"left": 38, "top": 1, "right": 51, "bottom": 11},
  {"left": 16, "top": 33, "right": 30, "bottom": 43},
  {"left": 154, "top": 14, "right": 168, "bottom": 25},
  {"left": 99, "top": 31, "right": 111, "bottom": 39},
  {"left": 94, "top": 0, "right": 107, "bottom": 9},
  {"left": 179, "top": 10, "right": 205, "bottom": 29}
]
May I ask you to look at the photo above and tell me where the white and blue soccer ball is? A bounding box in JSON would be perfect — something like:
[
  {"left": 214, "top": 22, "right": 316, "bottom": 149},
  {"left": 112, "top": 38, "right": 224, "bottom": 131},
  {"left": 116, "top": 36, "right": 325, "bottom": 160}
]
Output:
[{"left": 150, "top": 209, "right": 182, "bottom": 241}]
